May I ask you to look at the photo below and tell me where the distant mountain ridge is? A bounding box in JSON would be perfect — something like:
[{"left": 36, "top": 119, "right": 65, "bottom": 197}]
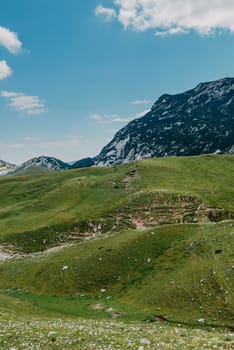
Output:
[
  {"left": 0, "top": 156, "right": 73, "bottom": 176},
  {"left": 0, "top": 160, "right": 15, "bottom": 168},
  {"left": 71, "top": 157, "right": 94, "bottom": 169},
  {"left": 19, "top": 156, "right": 69, "bottom": 171},
  {"left": 0, "top": 160, "right": 16, "bottom": 176}
]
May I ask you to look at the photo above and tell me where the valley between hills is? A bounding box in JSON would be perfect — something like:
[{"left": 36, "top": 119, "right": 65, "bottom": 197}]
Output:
[{"left": 0, "top": 155, "right": 233, "bottom": 349}]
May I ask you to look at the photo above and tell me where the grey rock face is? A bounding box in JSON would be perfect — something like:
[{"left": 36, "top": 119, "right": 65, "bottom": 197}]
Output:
[{"left": 95, "top": 78, "right": 234, "bottom": 165}]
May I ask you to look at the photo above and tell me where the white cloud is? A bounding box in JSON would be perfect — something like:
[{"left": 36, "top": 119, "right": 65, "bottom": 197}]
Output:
[
  {"left": 90, "top": 109, "right": 150, "bottom": 124},
  {"left": 99, "top": 1, "right": 234, "bottom": 36},
  {"left": 64, "top": 135, "right": 82, "bottom": 145},
  {"left": 37, "top": 139, "right": 81, "bottom": 148},
  {"left": 1, "top": 90, "right": 47, "bottom": 115},
  {"left": 1, "top": 90, "right": 18, "bottom": 97},
  {"left": 0, "top": 26, "right": 22, "bottom": 54},
  {"left": 112, "top": 116, "right": 133, "bottom": 122},
  {"left": 155, "top": 27, "right": 188, "bottom": 37},
  {"left": 95, "top": 5, "right": 117, "bottom": 22},
  {"left": 131, "top": 99, "right": 150, "bottom": 105},
  {"left": 90, "top": 113, "right": 132, "bottom": 124},
  {"left": 135, "top": 109, "right": 150, "bottom": 118},
  {"left": 89, "top": 113, "right": 107, "bottom": 121},
  {"left": 0, "top": 143, "right": 23, "bottom": 149},
  {"left": 0, "top": 60, "right": 13, "bottom": 80},
  {"left": 23, "top": 137, "right": 42, "bottom": 141}
]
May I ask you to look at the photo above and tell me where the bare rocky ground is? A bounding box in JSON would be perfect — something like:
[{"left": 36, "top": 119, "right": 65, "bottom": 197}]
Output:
[
  {"left": 0, "top": 245, "right": 25, "bottom": 262},
  {"left": 0, "top": 249, "right": 12, "bottom": 262}
]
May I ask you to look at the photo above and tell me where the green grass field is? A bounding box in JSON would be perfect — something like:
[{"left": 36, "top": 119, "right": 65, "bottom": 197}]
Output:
[{"left": 0, "top": 155, "right": 233, "bottom": 349}]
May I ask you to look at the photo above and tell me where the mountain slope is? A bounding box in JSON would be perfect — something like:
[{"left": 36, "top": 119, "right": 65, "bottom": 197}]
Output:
[
  {"left": 11, "top": 156, "right": 70, "bottom": 175},
  {"left": 95, "top": 77, "right": 234, "bottom": 166},
  {"left": 72, "top": 157, "right": 94, "bottom": 169},
  {"left": 0, "top": 160, "right": 16, "bottom": 176}
]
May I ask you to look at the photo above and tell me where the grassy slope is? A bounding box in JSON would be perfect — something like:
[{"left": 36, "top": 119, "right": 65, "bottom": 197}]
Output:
[
  {"left": 136, "top": 155, "right": 234, "bottom": 211},
  {"left": 9, "top": 165, "right": 53, "bottom": 176},
  {"left": 0, "top": 222, "right": 233, "bottom": 326},
  {"left": 0, "top": 155, "right": 233, "bottom": 252},
  {"left": 0, "top": 155, "right": 233, "bottom": 329}
]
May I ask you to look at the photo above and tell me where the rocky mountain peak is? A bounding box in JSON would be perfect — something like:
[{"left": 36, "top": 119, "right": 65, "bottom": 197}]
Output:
[
  {"left": 93, "top": 77, "right": 234, "bottom": 166},
  {"left": 14, "top": 156, "right": 70, "bottom": 173}
]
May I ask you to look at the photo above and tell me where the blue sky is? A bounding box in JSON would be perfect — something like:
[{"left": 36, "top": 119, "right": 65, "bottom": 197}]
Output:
[{"left": 1, "top": 0, "right": 234, "bottom": 164}]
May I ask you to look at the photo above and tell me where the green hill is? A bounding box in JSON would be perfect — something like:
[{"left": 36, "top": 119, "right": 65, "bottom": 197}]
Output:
[
  {"left": 0, "top": 221, "right": 234, "bottom": 327},
  {"left": 0, "top": 155, "right": 233, "bottom": 253},
  {"left": 9, "top": 165, "right": 53, "bottom": 176},
  {"left": 0, "top": 155, "right": 233, "bottom": 333}
]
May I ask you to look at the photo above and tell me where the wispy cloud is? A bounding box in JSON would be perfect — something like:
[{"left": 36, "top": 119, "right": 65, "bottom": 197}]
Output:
[
  {"left": 90, "top": 109, "right": 150, "bottom": 124},
  {"left": 90, "top": 113, "right": 132, "bottom": 124},
  {"left": 89, "top": 113, "right": 107, "bottom": 122},
  {"left": 0, "top": 26, "right": 22, "bottom": 54},
  {"left": 0, "top": 143, "right": 23, "bottom": 149},
  {"left": 135, "top": 109, "right": 150, "bottom": 118},
  {"left": 131, "top": 99, "right": 150, "bottom": 105},
  {"left": 95, "top": 5, "right": 117, "bottom": 22},
  {"left": 155, "top": 27, "right": 188, "bottom": 37},
  {"left": 1, "top": 90, "right": 47, "bottom": 115},
  {"left": 21, "top": 136, "right": 81, "bottom": 147},
  {"left": 23, "top": 137, "right": 42, "bottom": 141},
  {"left": 96, "top": 1, "right": 234, "bottom": 36},
  {"left": 64, "top": 135, "right": 82, "bottom": 145},
  {"left": 0, "top": 60, "right": 13, "bottom": 80}
]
